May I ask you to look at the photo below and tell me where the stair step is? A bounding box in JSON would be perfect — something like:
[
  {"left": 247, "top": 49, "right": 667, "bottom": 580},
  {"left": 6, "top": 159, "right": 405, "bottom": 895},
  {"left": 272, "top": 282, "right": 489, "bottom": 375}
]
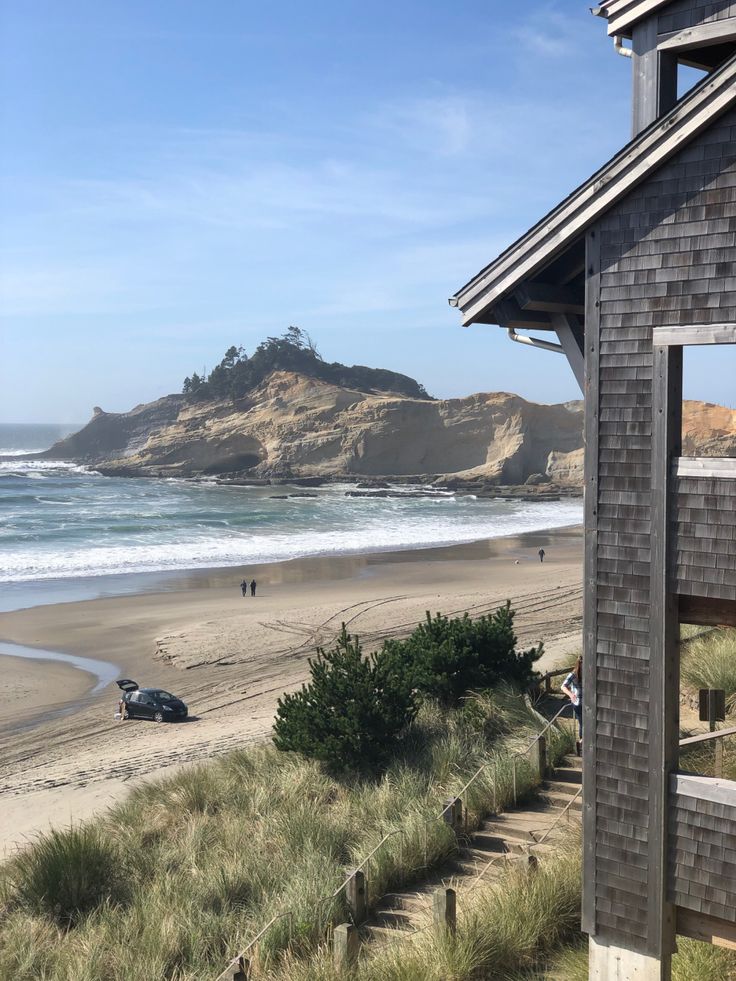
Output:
[
  {"left": 370, "top": 908, "right": 415, "bottom": 930},
  {"left": 360, "top": 924, "right": 405, "bottom": 944},
  {"left": 563, "top": 755, "right": 582, "bottom": 770},
  {"left": 479, "top": 820, "right": 543, "bottom": 842},
  {"left": 553, "top": 767, "right": 582, "bottom": 784},
  {"left": 543, "top": 779, "right": 582, "bottom": 796},
  {"left": 541, "top": 789, "right": 583, "bottom": 810},
  {"left": 381, "top": 892, "right": 432, "bottom": 913},
  {"left": 472, "top": 830, "right": 535, "bottom": 852}
]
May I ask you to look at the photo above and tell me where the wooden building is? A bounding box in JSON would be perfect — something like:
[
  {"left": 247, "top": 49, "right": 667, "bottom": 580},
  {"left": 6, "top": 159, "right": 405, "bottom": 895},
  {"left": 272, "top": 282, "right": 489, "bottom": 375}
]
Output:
[{"left": 450, "top": 3, "right": 736, "bottom": 978}]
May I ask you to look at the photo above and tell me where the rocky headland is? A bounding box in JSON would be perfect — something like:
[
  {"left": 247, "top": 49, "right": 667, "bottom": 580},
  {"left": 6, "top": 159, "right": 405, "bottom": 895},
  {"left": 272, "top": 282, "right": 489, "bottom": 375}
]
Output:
[
  {"left": 43, "top": 371, "right": 588, "bottom": 492},
  {"left": 41, "top": 338, "right": 735, "bottom": 493}
]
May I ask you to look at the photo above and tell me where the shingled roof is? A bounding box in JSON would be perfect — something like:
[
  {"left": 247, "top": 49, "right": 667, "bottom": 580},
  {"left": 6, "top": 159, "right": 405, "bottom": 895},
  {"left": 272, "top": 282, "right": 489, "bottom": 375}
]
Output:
[{"left": 449, "top": 50, "right": 736, "bottom": 327}]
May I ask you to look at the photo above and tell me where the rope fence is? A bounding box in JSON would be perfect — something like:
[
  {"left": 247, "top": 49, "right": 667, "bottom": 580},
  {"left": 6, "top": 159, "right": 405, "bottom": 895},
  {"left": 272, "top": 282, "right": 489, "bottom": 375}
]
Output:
[{"left": 214, "top": 685, "right": 578, "bottom": 981}]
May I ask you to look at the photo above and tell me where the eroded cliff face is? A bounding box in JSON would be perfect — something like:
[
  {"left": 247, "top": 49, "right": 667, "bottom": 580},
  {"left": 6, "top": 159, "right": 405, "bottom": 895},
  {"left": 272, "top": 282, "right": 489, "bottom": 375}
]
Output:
[
  {"left": 45, "top": 372, "right": 585, "bottom": 484},
  {"left": 682, "top": 400, "right": 736, "bottom": 458},
  {"left": 45, "top": 377, "right": 734, "bottom": 485}
]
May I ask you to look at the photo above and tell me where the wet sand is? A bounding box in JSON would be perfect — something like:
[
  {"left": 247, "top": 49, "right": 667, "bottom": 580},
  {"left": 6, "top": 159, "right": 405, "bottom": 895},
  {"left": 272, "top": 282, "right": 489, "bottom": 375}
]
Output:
[{"left": 0, "top": 526, "right": 583, "bottom": 856}]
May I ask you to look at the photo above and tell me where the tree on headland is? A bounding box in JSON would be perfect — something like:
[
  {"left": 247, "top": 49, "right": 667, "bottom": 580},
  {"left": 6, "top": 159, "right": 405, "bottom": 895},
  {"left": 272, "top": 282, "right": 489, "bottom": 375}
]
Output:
[{"left": 182, "top": 327, "right": 431, "bottom": 403}]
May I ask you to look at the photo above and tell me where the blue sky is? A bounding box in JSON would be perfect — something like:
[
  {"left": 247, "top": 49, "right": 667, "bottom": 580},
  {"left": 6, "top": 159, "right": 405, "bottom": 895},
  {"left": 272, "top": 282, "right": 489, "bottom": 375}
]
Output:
[{"left": 1, "top": 1, "right": 732, "bottom": 424}]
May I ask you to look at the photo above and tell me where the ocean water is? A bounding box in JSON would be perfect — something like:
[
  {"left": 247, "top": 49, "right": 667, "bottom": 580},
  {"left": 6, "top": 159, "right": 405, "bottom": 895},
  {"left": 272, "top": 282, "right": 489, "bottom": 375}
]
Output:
[{"left": 0, "top": 423, "right": 583, "bottom": 584}]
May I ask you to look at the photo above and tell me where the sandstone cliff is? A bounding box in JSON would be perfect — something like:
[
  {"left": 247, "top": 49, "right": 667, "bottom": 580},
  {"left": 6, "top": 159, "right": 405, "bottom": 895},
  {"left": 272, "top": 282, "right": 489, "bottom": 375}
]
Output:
[
  {"left": 46, "top": 372, "right": 584, "bottom": 484},
  {"left": 45, "top": 379, "right": 734, "bottom": 486}
]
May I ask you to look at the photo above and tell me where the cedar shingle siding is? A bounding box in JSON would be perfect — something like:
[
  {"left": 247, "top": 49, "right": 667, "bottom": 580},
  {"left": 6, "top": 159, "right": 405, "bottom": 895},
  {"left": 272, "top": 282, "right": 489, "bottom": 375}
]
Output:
[
  {"left": 669, "top": 784, "right": 736, "bottom": 921},
  {"left": 659, "top": 0, "right": 736, "bottom": 35},
  {"left": 593, "top": 104, "right": 736, "bottom": 943},
  {"left": 673, "top": 474, "right": 736, "bottom": 601}
]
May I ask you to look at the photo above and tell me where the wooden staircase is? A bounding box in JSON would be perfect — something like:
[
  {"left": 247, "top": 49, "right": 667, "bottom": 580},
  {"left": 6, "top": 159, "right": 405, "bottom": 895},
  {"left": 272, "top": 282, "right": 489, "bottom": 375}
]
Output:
[{"left": 360, "top": 753, "right": 582, "bottom": 946}]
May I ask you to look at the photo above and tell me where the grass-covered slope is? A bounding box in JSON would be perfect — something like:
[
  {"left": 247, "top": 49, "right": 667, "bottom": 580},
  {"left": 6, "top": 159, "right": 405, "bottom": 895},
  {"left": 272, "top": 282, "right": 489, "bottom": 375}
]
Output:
[{"left": 0, "top": 693, "right": 571, "bottom": 981}]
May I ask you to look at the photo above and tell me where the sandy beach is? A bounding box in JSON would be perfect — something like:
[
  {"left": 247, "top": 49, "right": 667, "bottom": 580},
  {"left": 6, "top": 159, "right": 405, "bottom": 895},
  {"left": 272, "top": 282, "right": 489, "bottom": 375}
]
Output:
[{"left": 0, "top": 527, "right": 583, "bottom": 857}]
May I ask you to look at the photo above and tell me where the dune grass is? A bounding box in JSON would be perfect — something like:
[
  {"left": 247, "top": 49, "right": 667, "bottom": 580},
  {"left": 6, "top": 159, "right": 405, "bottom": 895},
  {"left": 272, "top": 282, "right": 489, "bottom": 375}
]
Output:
[
  {"left": 681, "top": 627, "right": 736, "bottom": 711},
  {"left": 261, "top": 845, "right": 582, "bottom": 981},
  {"left": 0, "top": 690, "right": 573, "bottom": 981},
  {"left": 538, "top": 939, "right": 736, "bottom": 981}
]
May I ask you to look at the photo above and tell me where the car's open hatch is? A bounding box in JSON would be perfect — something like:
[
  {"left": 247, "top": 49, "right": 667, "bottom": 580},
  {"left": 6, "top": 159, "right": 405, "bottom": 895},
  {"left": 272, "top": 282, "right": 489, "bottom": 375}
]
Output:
[{"left": 116, "top": 679, "right": 139, "bottom": 692}]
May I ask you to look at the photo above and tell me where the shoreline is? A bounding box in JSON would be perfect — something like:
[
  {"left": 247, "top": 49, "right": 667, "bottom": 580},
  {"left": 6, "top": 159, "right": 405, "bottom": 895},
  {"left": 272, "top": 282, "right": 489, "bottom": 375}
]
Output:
[
  {"left": 0, "top": 525, "right": 583, "bottom": 856},
  {"left": 0, "top": 510, "right": 583, "bottom": 614}
]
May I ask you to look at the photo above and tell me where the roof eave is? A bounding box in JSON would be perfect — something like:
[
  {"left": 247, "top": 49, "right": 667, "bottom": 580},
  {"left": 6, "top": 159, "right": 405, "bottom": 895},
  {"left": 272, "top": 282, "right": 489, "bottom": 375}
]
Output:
[{"left": 450, "top": 52, "right": 736, "bottom": 327}]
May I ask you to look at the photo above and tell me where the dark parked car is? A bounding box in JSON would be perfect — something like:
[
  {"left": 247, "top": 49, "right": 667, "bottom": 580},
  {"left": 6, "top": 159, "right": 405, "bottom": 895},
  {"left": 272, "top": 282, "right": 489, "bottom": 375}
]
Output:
[{"left": 116, "top": 679, "right": 188, "bottom": 722}]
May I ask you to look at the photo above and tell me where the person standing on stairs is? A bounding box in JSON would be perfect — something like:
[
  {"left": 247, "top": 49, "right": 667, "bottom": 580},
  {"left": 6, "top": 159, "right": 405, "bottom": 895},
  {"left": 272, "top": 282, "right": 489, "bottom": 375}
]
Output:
[{"left": 561, "top": 656, "right": 583, "bottom": 756}]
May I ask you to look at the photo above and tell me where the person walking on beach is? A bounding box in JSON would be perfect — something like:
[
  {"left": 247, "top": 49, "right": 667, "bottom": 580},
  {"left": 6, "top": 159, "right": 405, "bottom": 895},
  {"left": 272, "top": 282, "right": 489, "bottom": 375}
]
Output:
[
  {"left": 561, "top": 656, "right": 583, "bottom": 756},
  {"left": 250, "top": 579, "right": 257, "bottom": 597},
  {"left": 240, "top": 579, "right": 248, "bottom": 597},
  {"left": 538, "top": 547, "right": 545, "bottom": 563}
]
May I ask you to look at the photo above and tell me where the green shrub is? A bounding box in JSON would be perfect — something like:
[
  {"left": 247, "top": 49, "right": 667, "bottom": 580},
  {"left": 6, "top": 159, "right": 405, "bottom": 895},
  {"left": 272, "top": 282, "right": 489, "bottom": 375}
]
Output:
[
  {"left": 273, "top": 626, "right": 417, "bottom": 773},
  {"left": 5, "top": 826, "right": 123, "bottom": 926},
  {"left": 383, "top": 602, "right": 542, "bottom": 706}
]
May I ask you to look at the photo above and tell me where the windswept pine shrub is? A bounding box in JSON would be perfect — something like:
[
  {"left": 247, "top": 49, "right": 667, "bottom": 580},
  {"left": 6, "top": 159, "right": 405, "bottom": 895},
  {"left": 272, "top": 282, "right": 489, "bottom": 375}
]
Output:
[
  {"left": 4, "top": 825, "right": 123, "bottom": 926},
  {"left": 273, "top": 626, "right": 417, "bottom": 773},
  {"left": 383, "top": 602, "right": 542, "bottom": 706}
]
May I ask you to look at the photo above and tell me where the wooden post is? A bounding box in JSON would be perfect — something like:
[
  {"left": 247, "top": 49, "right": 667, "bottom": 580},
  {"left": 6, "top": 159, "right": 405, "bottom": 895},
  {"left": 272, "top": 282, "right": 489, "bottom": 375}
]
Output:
[
  {"left": 536, "top": 734, "right": 547, "bottom": 780},
  {"left": 333, "top": 923, "right": 360, "bottom": 970},
  {"left": 581, "top": 225, "right": 601, "bottom": 938},
  {"left": 346, "top": 870, "right": 367, "bottom": 924},
  {"left": 443, "top": 797, "right": 462, "bottom": 833},
  {"left": 648, "top": 341, "right": 682, "bottom": 964},
  {"left": 715, "top": 739, "right": 724, "bottom": 779},
  {"left": 433, "top": 887, "right": 456, "bottom": 935}
]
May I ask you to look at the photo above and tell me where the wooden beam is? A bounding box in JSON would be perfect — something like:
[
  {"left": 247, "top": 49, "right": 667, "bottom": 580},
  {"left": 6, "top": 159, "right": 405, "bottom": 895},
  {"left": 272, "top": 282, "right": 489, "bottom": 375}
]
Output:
[
  {"left": 653, "top": 323, "right": 736, "bottom": 346},
  {"left": 552, "top": 313, "right": 585, "bottom": 394},
  {"left": 679, "top": 725, "right": 736, "bottom": 749},
  {"left": 677, "top": 908, "right": 736, "bottom": 950},
  {"left": 674, "top": 457, "right": 736, "bottom": 479},
  {"left": 453, "top": 56, "right": 736, "bottom": 326},
  {"left": 480, "top": 299, "right": 553, "bottom": 330},
  {"left": 671, "top": 772, "right": 736, "bottom": 807},
  {"left": 679, "top": 594, "right": 736, "bottom": 629},
  {"left": 581, "top": 227, "right": 600, "bottom": 939},
  {"left": 515, "top": 282, "right": 585, "bottom": 315},
  {"left": 658, "top": 18, "right": 736, "bottom": 54},
  {"left": 632, "top": 16, "right": 678, "bottom": 137},
  {"left": 648, "top": 341, "right": 681, "bottom": 959}
]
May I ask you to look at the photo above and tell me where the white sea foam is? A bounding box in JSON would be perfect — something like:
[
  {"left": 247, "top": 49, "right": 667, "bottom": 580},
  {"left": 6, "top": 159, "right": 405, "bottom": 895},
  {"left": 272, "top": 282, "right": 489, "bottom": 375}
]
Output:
[
  {"left": 0, "top": 498, "right": 583, "bottom": 582},
  {"left": 0, "top": 459, "right": 94, "bottom": 476}
]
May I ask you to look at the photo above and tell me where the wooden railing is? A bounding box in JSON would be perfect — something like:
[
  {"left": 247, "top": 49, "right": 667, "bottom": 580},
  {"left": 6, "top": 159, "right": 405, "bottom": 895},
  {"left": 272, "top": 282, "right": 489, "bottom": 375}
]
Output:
[
  {"left": 679, "top": 725, "right": 736, "bottom": 778},
  {"left": 534, "top": 665, "right": 573, "bottom": 695}
]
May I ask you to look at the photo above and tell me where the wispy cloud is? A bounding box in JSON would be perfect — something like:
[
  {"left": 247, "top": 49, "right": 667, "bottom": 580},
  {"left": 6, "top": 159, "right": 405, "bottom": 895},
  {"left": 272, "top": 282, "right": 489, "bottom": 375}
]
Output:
[{"left": 513, "top": 7, "right": 593, "bottom": 59}]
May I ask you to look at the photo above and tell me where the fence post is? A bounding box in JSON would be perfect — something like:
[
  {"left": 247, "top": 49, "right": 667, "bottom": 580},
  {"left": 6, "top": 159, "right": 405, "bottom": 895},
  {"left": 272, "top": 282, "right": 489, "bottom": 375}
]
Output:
[
  {"left": 536, "top": 734, "right": 547, "bottom": 780},
  {"left": 433, "top": 886, "right": 457, "bottom": 935},
  {"left": 715, "top": 739, "right": 724, "bottom": 779},
  {"left": 346, "top": 869, "right": 367, "bottom": 924},
  {"left": 333, "top": 923, "right": 360, "bottom": 970},
  {"left": 454, "top": 797, "right": 463, "bottom": 832},
  {"left": 443, "top": 797, "right": 462, "bottom": 833}
]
